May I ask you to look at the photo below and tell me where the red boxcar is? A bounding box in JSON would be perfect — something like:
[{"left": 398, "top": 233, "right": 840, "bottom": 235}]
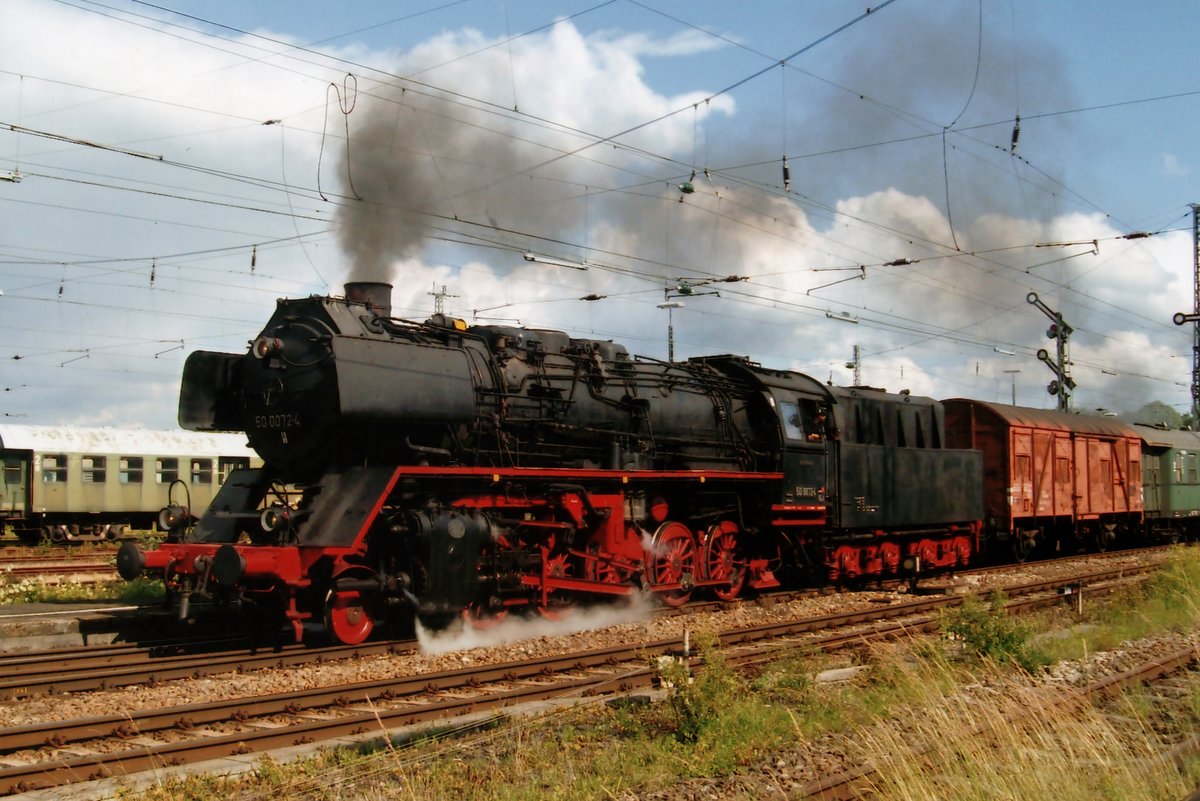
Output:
[{"left": 943, "top": 400, "right": 1143, "bottom": 557}]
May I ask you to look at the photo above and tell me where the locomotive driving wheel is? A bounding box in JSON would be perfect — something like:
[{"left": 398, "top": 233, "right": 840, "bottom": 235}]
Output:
[
  {"left": 647, "top": 521, "right": 697, "bottom": 607},
  {"left": 702, "top": 521, "right": 746, "bottom": 602},
  {"left": 324, "top": 568, "right": 376, "bottom": 645}
]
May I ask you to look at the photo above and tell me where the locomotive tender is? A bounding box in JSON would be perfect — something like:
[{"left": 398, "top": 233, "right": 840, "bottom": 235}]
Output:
[{"left": 118, "top": 282, "right": 986, "bottom": 643}]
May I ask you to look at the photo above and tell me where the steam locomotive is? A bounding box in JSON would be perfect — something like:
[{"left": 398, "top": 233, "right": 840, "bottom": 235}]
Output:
[{"left": 118, "top": 282, "right": 1160, "bottom": 644}]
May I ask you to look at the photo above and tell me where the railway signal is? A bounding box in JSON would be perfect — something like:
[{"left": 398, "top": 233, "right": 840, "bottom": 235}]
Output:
[{"left": 1027, "top": 292, "right": 1074, "bottom": 412}]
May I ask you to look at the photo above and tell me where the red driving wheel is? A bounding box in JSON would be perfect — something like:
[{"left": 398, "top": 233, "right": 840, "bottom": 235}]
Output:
[
  {"left": 647, "top": 521, "right": 697, "bottom": 607},
  {"left": 324, "top": 569, "right": 376, "bottom": 645},
  {"left": 703, "top": 520, "right": 745, "bottom": 602}
]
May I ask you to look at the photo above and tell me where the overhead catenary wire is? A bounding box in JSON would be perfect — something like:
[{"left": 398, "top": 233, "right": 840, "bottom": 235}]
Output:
[
  {"left": 2, "top": 6, "right": 1180, "bottom": 284},
  {"left": 2, "top": 0, "right": 1190, "bottom": 412},
  {"left": 0, "top": 125, "right": 1180, "bottom": 383}
]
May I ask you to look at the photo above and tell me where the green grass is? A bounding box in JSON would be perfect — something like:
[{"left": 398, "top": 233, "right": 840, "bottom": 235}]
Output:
[
  {"left": 855, "top": 666, "right": 1200, "bottom": 801},
  {"left": 0, "top": 575, "right": 164, "bottom": 605},
  {"left": 1031, "top": 546, "right": 1200, "bottom": 664}
]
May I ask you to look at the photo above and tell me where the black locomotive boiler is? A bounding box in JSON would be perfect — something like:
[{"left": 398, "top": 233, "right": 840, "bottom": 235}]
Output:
[{"left": 118, "top": 282, "right": 984, "bottom": 643}]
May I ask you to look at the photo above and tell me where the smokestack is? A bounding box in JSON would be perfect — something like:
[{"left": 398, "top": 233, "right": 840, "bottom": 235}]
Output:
[{"left": 344, "top": 282, "right": 393, "bottom": 317}]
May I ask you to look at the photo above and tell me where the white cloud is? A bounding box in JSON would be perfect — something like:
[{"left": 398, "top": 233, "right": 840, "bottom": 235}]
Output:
[{"left": 1162, "top": 152, "right": 1192, "bottom": 178}]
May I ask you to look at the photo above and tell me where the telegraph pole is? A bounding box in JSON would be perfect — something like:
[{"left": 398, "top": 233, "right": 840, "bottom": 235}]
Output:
[
  {"left": 1027, "top": 292, "right": 1074, "bottom": 412},
  {"left": 1172, "top": 203, "right": 1200, "bottom": 423}
]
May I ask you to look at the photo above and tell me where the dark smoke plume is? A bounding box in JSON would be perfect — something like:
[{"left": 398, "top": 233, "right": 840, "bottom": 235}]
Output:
[{"left": 336, "top": 85, "right": 591, "bottom": 283}]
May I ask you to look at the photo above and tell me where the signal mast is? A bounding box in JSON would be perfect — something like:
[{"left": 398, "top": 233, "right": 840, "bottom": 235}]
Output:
[{"left": 1027, "top": 292, "right": 1074, "bottom": 412}]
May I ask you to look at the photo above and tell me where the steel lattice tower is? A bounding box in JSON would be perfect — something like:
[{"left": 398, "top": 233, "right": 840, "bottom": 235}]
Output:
[{"left": 1193, "top": 205, "right": 1200, "bottom": 422}]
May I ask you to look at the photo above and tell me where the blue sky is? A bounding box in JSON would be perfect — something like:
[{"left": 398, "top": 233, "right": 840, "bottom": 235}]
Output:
[{"left": 1, "top": 0, "right": 1198, "bottom": 427}]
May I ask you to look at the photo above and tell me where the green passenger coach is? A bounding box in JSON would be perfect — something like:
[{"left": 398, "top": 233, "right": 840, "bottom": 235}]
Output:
[
  {"left": 1134, "top": 423, "right": 1200, "bottom": 542},
  {"left": 1, "top": 424, "right": 256, "bottom": 544}
]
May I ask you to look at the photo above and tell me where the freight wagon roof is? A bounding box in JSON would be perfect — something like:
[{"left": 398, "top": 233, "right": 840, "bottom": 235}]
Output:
[
  {"left": 1132, "top": 423, "right": 1200, "bottom": 451},
  {"left": 942, "top": 399, "right": 1141, "bottom": 439},
  {"left": 0, "top": 424, "right": 254, "bottom": 458}
]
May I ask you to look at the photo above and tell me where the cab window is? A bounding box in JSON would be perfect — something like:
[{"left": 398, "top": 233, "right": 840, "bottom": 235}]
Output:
[
  {"left": 803, "top": 400, "right": 829, "bottom": 442},
  {"left": 780, "top": 401, "right": 803, "bottom": 440}
]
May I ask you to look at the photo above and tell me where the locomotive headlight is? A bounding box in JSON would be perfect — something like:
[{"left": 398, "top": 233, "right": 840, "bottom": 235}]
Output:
[
  {"left": 253, "top": 336, "right": 283, "bottom": 359},
  {"left": 158, "top": 503, "right": 189, "bottom": 532},
  {"left": 261, "top": 504, "right": 291, "bottom": 533}
]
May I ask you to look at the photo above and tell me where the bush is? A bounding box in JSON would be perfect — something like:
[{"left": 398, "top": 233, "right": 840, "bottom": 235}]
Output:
[
  {"left": 655, "top": 633, "right": 742, "bottom": 744},
  {"left": 942, "top": 592, "right": 1048, "bottom": 672}
]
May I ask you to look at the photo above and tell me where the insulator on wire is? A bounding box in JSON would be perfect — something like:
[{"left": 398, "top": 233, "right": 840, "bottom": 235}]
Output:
[
  {"left": 1009, "top": 114, "right": 1021, "bottom": 154},
  {"left": 150, "top": 258, "right": 156, "bottom": 286},
  {"left": 782, "top": 155, "right": 791, "bottom": 192},
  {"left": 251, "top": 244, "right": 258, "bottom": 272}
]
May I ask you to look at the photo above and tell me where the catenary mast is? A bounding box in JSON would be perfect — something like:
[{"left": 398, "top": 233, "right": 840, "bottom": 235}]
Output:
[{"left": 1172, "top": 204, "right": 1200, "bottom": 423}]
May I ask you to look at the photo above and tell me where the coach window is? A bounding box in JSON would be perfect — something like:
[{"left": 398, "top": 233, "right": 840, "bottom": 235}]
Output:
[
  {"left": 82, "top": 456, "right": 107, "bottom": 483},
  {"left": 156, "top": 458, "right": 179, "bottom": 484},
  {"left": 218, "top": 456, "right": 251, "bottom": 485},
  {"left": 191, "top": 459, "right": 213, "bottom": 484},
  {"left": 120, "top": 457, "right": 144, "bottom": 484},
  {"left": 41, "top": 454, "right": 67, "bottom": 483},
  {"left": 2, "top": 456, "right": 22, "bottom": 487}
]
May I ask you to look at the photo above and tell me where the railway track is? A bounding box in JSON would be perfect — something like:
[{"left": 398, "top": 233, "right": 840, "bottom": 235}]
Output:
[
  {"left": 0, "top": 559, "right": 1164, "bottom": 796},
  {"left": 0, "top": 551, "right": 1161, "bottom": 701},
  {"left": 0, "top": 638, "right": 418, "bottom": 700},
  {"left": 0, "top": 549, "right": 118, "bottom": 561},
  {"left": 0, "top": 552, "right": 117, "bottom": 583}
]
